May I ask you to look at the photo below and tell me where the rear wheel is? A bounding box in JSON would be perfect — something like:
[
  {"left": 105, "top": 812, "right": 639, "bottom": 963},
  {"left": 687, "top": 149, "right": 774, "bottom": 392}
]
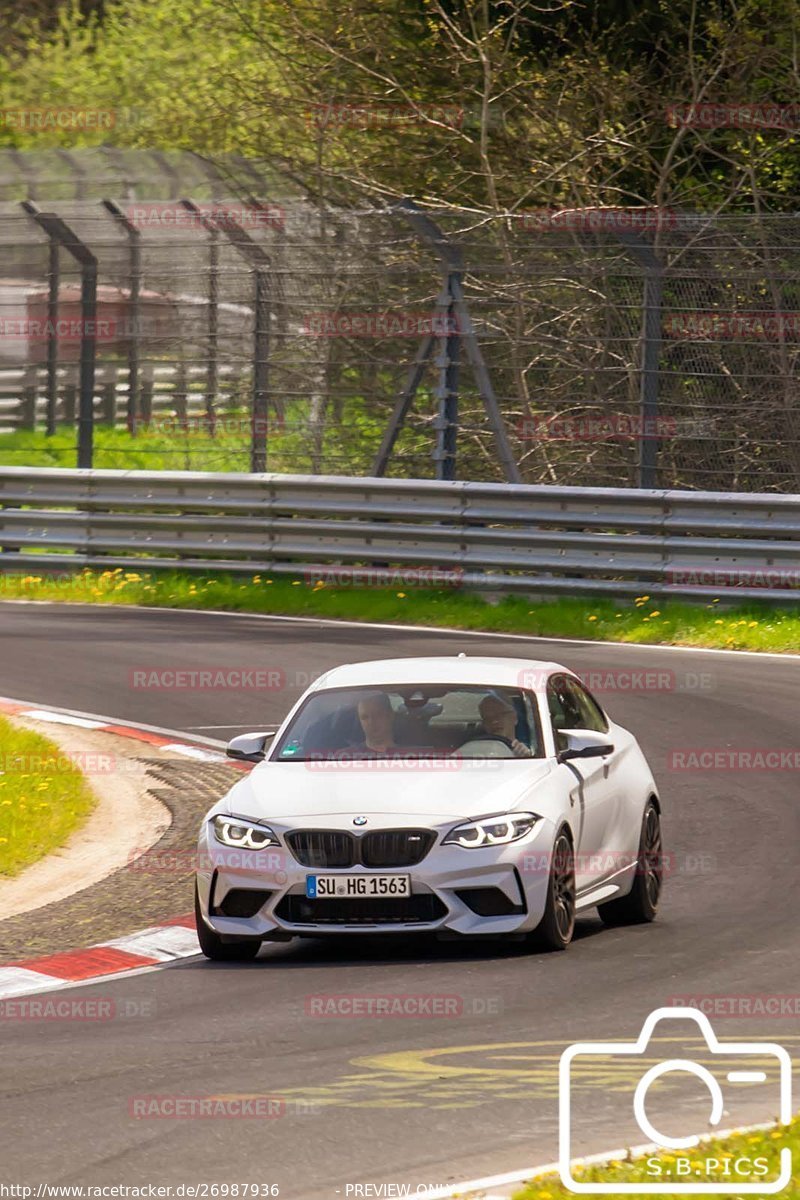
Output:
[
  {"left": 598, "top": 800, "right": 663, "bottom": 927},
  {"left": 529, "top": 830, "right": 575, "bottom": 951},
  {"left": 195, "top": 884, "right": 262, "bottom": 961}
]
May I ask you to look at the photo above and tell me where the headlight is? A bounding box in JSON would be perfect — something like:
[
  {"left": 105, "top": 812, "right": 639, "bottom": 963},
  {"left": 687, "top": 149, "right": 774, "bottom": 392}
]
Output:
[
  {"left": 212, "top": 814, "right": 280, "bottom": 850},
  {"left": 443, "top": 812, "right": 539, "bottom": 849}
]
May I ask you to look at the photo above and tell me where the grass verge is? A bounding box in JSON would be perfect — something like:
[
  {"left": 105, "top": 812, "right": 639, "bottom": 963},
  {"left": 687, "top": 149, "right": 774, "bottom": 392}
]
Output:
[
  {"left": 514, "top": 1116, "right": 798, "bottom": 1198},
  {"left": 0, "top": 568, "right": 799, "bottom": 651},
  {"left": 0, "top": 714, "right": 97, "bottom": 876}
]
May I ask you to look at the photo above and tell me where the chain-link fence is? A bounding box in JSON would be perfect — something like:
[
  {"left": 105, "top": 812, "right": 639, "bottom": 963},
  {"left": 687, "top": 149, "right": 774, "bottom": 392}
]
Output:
[{"left": 0, "top": 191, "right": 798, "bottom": 491}]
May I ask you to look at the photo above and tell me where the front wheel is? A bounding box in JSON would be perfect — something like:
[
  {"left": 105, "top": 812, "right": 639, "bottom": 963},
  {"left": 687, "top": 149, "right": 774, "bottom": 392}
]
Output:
[
  {"left": 529, "top": 830, "right": 575, "bottom": 951},
  {"left": 598, "top": 800, "right": 663, "bottom": 927},
  {"left": 195, "top": 884, "right": 262, "bottom": 961}
]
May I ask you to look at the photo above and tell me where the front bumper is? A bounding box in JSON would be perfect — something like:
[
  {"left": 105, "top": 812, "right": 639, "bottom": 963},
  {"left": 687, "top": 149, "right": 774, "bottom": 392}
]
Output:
[{"left": 196, "top": 818, "right": 553, "bottom": 939}]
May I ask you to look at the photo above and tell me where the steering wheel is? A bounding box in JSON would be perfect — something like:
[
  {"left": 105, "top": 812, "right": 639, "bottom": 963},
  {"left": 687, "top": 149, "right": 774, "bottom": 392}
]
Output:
[{"left": 454, "top": 734, "right": 516, "bottom": 759}]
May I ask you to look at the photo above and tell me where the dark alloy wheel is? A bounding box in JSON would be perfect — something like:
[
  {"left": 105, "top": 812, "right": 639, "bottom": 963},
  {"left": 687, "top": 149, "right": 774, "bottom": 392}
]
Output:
[
  {"left": 195, "top": 884, "right": 262, "bottom": 962},
  {"left": 529, "top": 830, "right": 576, "bottom": 951},
  {"left": 598, "top": 800, "right": 663, "bottom": 927}
]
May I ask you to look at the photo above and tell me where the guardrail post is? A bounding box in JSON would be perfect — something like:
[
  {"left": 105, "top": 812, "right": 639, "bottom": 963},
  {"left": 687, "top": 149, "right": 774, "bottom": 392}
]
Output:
[
  {"left": 20, "top": 365, "right": 37, "bottom": 430},
  {"left": 140, "top": 362, "right": 154, "bottom": 425},
  {"left": 21, "top": 202, "right": 98, "bottom": 469},
  {"left": 62, "top": 365, "right": 78, "bottom": 425},
  {"left": 100, "top": 365, "right": 117, "bottom": 425},
  {"left": 102, "top": 200, "right": 142, "bottom": 435},
  {"left": 174, "top": 361, "right": 188, "bottom": 430}
]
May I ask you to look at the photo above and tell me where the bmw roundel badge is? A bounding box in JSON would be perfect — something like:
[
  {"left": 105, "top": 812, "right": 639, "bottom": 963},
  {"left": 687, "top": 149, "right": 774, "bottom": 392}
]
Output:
[{"left": 353, "top": 816, "right": 368, "bottom": 826}]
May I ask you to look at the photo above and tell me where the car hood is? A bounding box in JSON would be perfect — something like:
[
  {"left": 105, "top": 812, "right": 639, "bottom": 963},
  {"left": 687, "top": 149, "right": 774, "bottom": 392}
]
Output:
[{"left": 222, "top": 759, "right": 553, "bottom": 823}]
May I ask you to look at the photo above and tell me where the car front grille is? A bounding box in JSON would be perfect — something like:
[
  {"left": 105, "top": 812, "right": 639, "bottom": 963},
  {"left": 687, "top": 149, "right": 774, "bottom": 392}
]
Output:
[
  {"left": 285, "top": 830, "right": 353, "bottom": 868},
  {"left": 274, "top": 893, "right": 447, "bottom": 926},
  {"left": 361, "top": 830, "right": 436, "bottom": 867},
  {"left": 285, "top": 829, "right": 435, "bottom": 869}
]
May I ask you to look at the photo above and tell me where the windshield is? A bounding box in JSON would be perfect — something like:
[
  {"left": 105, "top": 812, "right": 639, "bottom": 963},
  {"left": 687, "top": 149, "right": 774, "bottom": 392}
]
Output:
[{"left": 271, "top": 684, "right": 543, "bottom": 761}]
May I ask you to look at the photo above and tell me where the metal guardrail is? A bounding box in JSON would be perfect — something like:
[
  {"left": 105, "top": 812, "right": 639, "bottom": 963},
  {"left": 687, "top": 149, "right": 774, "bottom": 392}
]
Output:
[
  {"left": 0, "top": 467, "right": 799, "bottom": 603},
  {"left": 0, "top": 364, "right": 244, "bottom": 434}
]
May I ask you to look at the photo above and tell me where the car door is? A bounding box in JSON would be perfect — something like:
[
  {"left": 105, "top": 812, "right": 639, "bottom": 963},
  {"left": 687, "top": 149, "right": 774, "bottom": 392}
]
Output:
[{"left": 547, "top": 674, "right": 618, "bottom": 892}]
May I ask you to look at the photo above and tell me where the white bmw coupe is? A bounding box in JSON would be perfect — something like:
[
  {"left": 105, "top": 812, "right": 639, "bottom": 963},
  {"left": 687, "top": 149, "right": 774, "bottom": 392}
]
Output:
[{"left": 195, "top": 655, "right": 663, "bottom": 959}]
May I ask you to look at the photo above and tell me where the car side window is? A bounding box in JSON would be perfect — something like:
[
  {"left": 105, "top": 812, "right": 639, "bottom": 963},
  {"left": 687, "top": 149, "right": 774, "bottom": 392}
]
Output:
[
  {"left": 564, "top": 677, "right": 609, "bottom": 734},
  {"left": 547, "top": 675, "right": 584, "bottom": 749}
]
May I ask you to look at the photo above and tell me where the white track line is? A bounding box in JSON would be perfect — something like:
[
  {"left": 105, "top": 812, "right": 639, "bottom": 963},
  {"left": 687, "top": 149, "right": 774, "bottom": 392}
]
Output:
[
  {"left": 4, "top": 599, "right": 798, "bottom": 661},
  {"left": 414, "top": 1119, "right": 784, "bottom": 1199}
]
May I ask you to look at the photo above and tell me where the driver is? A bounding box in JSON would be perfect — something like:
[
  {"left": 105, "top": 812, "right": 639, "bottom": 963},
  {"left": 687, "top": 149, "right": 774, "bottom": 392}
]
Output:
[
  {"left": 478, "top": 694, "right": 533, "bottom": 758},
  {"left": 354, "top": 691, "right": 398, "bottom": 754}
]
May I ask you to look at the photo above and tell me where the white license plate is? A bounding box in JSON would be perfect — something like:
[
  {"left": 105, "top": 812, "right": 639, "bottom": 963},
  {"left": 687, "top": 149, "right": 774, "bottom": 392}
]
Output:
[{"left": 306, "top": 874, "right": 410, "bottom": 899}]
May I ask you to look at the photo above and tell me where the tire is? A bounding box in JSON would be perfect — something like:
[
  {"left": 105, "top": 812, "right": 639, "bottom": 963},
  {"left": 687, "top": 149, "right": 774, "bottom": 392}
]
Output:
[
  {"left": 195, "top": 884, "right": 262, "bottom": 962},
  {"left": 529, "top": 830, "right": 575, "bottom": 951},
  {"left": 598, "top": 800, "right": 663, "bottom": 927}
]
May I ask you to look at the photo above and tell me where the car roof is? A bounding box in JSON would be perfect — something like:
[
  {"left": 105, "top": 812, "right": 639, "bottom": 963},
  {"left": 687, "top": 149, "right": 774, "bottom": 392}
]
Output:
[{"left": 310, "top": 656, "right": 568, "bottom": 693}]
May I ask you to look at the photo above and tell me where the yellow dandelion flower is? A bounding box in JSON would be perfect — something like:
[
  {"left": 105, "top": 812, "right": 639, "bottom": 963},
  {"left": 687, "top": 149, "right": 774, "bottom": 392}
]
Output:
[
  {"left": 588, "top": 615, "right": 598, "bottom": 621},
  {"left": 397, "top": 592, "right": 407, "bottom": 598}
]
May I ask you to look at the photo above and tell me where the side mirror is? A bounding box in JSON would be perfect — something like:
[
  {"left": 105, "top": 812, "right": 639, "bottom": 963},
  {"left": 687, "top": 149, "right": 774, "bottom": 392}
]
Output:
[
  {"left": 557, "top": 729, "right": 614, "bottom": 763},
  {"left": 226, "top": 732, "right": 273, "bottom": 763}
]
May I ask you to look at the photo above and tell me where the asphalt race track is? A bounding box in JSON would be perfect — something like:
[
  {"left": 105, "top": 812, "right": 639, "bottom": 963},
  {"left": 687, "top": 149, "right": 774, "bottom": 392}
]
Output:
[{"left": 1, "top": 602, "right": 799, "bottom": 1197}]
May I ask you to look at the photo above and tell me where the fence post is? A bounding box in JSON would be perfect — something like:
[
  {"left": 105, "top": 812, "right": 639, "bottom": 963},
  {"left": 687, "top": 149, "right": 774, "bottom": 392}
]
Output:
[
  {"left": 179, "top": 199, "right": 272, "bottom": 472},
  {"left": 207, "top": 225, "right": 219, "bottom": 434},
  {"left": 101, "top": 200, "right": 142, "bottom": 435},
  {"left": 252, "top": 266, "right": 270, "bottom": 472},
  {"left": 21, "top": 203, "right": 98, "bottom": 469},
  {"left": 432, "top": 271, "right": 460, "bottom": 481},
  {"left": 45, "top": 238, "right": 59, "bottom": 436},
  {"left": 639, "top": 264, "right": 663, "bottom": 489},
  {"left": 615, "top": 229, "right": 663, "bottom": 489}
]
